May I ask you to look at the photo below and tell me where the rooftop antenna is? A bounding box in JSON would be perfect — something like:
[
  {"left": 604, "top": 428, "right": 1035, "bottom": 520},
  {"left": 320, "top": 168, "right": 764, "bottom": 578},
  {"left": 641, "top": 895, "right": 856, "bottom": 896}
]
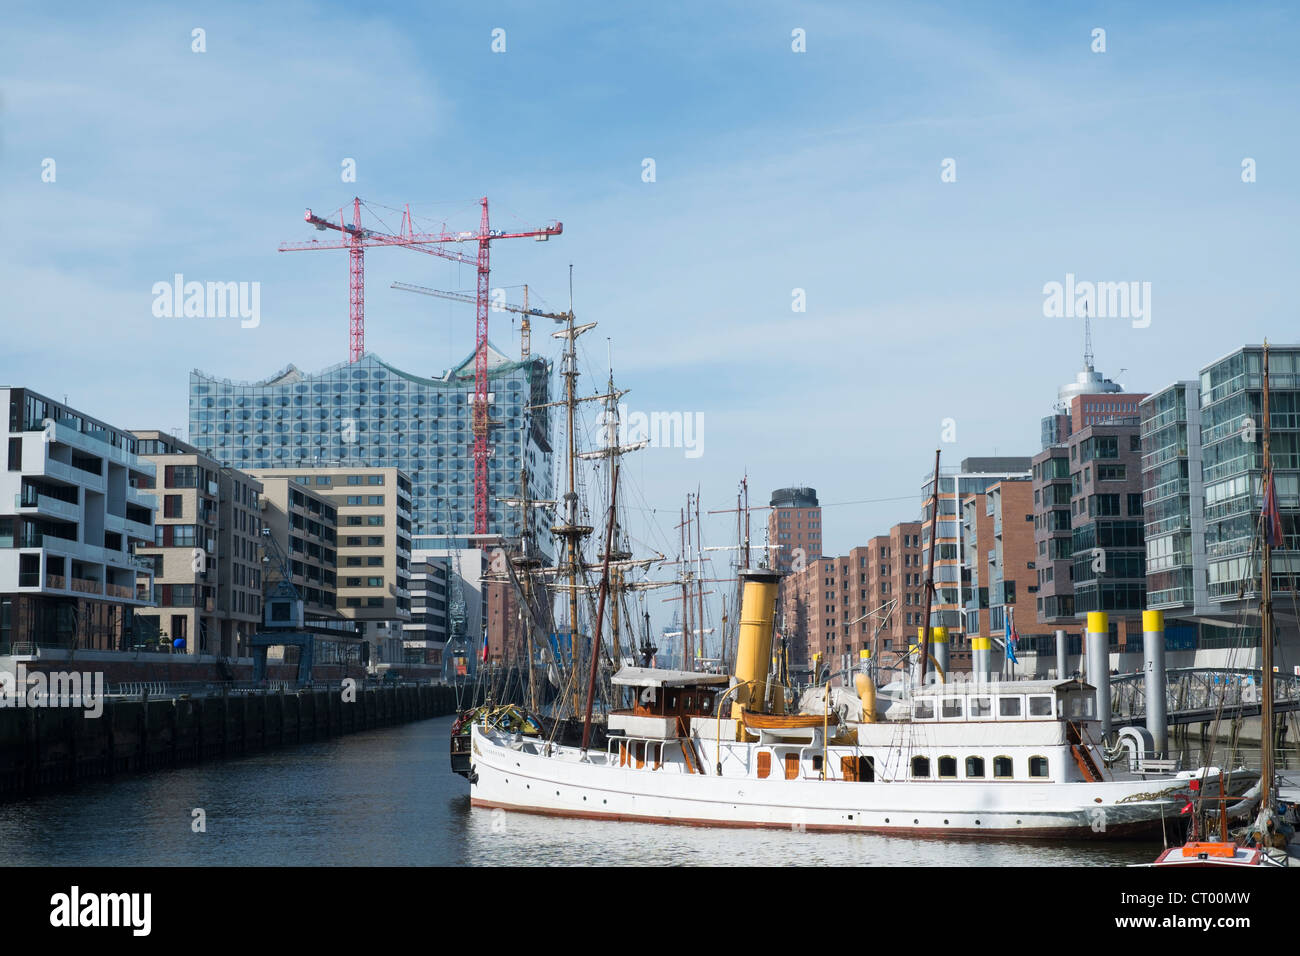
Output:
[{"left": 1083, "top": 302, "right": 1094, "bottom": 371}]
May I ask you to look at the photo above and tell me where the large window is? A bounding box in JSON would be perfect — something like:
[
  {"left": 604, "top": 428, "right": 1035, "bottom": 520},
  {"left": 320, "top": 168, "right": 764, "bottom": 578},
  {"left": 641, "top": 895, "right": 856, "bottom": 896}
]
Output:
[
  {"left": 911, "top": 756, "right": 930, "bottom": 778},
  {"left": 1029, "top": 756, "right": 1049, "bottom": 778},
  {"left": 993, "top": 756, "right": 1014, "bottom": 778},
  {"left": 1029, "top": 696, "right": 1054, "bottom": 716},
  {"left": 937, "top": 756, "right": 957, "bottom": 778},
  {"left": 965, "top": 757, "right": 985, "bottom": 778}
]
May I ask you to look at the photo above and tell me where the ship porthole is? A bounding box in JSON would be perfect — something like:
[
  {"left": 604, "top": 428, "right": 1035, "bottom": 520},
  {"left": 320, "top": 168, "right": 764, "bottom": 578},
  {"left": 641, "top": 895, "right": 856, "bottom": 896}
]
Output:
[
  {"left": 1094, "top": 797, "right": 1103, "bottom": 803},
  {"left": 975, "top": 819, "right": 981, "bottom": 825},
  {"left": 1016, "top": 819, "right": 1022, "bottom": 824},
  {"left": 913, "top": 819, "right": 918, "bottom": 824},
  {"left": 885, "top": 817, "right": 890, "bottom": 823},
  {"left": 944, "top": 819, "right": 949, "bottom": 824}
]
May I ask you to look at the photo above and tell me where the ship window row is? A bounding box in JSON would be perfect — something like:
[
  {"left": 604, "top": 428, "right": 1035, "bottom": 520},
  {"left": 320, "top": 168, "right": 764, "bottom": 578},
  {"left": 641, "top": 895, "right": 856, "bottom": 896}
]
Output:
[
  {"left": 910, "top": 755, "right": 1049, "bottom": 779},
  {"left": 913, "top": 693, "right": 1084, "bottom": 720}
]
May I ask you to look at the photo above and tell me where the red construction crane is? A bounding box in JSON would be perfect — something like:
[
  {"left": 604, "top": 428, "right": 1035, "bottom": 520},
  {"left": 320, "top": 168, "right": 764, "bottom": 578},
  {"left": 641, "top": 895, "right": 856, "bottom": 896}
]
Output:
[
  {"left": 278, "top": 197, "right": 477, "bottom": 363},
  {"left": 394, "top": 197, "right": 562, "bottom": 536}
]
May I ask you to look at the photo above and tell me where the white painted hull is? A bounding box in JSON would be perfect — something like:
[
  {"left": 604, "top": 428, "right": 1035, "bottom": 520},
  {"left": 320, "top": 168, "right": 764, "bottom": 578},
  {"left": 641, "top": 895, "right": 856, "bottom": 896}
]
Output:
[{"left": 468, "top": 725, "right": 1207, "bottom": 839}]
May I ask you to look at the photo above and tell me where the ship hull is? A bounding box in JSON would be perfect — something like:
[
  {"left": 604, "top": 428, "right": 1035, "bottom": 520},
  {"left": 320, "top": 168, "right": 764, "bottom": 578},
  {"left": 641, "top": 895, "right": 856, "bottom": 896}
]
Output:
[{"left": 468, "top": 725, "right": 1204, "bottom": 840}]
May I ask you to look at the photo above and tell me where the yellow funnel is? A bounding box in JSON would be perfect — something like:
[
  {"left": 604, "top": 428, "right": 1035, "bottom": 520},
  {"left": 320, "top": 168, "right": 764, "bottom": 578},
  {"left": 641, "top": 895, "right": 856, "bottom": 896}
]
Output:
[
  {"left": 855, "top": 672, "right": 877, "bottom": 723},
  {"left": 732, "top": 568, "right": 782, "bottom": 714}
]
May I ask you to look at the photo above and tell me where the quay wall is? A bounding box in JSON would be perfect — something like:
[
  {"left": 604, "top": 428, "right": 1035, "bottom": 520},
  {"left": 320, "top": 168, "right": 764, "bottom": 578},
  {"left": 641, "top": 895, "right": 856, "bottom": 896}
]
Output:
[{"left": 0, "top": 682, "right": 459, "bottom": 799}]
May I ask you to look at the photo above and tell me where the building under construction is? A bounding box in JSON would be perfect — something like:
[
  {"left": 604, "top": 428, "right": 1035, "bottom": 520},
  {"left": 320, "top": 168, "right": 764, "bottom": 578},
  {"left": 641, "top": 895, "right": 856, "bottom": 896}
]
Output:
[{"left": 187, "top": 347, "right": 554, "bottom": 554}]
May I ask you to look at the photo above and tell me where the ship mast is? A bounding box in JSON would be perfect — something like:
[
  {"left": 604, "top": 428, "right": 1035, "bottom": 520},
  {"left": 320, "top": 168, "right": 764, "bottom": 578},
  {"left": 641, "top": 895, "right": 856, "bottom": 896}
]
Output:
[
  {"left": 1260, "top": 342, "right": 1275, "bottom": 814},
  {"left": 918, "top": 449, "right": 942, "bottom": 688}
]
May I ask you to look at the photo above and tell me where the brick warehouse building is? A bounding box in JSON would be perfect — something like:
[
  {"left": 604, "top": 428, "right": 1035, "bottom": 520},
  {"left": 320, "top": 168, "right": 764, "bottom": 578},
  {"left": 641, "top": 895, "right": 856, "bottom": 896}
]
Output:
[{"left": 780, "top": 522, "right": 922, "bottom": 680}]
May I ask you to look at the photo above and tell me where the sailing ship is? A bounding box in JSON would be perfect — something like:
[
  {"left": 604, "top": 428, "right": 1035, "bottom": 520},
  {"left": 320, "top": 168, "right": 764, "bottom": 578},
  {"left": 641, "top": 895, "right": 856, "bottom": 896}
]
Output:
[
  {"left": 462, "top": 565, "right": 1251, "bottom": 838},
  {"left": 454, "top": 437, "right": 1246, "bottom": 838}
]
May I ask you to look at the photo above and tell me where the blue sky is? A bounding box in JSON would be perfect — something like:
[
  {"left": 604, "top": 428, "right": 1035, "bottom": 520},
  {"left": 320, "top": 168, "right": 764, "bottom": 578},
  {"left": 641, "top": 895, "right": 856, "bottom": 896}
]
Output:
[{"left": 3, "top": 1, "right": 1298, "bottom": 640}]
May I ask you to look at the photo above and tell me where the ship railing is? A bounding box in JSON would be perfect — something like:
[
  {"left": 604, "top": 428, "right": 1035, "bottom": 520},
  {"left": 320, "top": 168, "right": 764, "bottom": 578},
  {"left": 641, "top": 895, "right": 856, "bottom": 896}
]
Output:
[{"left": 605, "top": 734, "right": 668, "bottom": 770}]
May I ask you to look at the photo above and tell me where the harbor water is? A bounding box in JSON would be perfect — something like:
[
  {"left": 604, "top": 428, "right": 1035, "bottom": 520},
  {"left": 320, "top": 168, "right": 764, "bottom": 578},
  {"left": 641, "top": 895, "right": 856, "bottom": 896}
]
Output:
[{"left": 7, "top": 714, "right": 1275, "bottom": 867}]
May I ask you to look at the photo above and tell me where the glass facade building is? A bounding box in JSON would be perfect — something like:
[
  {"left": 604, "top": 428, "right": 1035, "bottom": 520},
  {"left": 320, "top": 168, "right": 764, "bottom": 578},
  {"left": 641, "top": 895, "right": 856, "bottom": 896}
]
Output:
[
  {"left": 188, "top": 349, "right": 554, "bottom": 555},
  {"left": 1199, "top": 345, "right": 1300, "bottom": 605},
  {"left": 1140, "top": 382, "right": 1208, "bottom": 612}
]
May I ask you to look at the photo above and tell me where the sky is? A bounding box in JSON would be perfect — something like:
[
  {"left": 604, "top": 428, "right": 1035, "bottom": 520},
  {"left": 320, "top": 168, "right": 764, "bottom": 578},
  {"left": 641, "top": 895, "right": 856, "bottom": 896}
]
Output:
[{"left": 3, "top": 1, "right": 1298, "bottom": 641}]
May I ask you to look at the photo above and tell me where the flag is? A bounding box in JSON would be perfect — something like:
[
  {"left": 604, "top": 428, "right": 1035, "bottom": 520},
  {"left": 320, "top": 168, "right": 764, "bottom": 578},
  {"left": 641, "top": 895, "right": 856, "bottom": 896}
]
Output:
[
  {"left": 1263, "top": 471, "right": 1284, "bottom": 548},
  {"left": 1005, "top": 607, "right": 1019, "bottom": 665},
  {"left": 481, "top": 629, "right": 489, "bottom": 664}
]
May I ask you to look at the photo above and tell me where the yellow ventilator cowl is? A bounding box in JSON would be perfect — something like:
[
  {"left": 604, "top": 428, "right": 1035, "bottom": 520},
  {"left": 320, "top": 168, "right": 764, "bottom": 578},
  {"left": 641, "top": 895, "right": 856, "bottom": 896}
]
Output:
[
  {"left": 1087, "top": 612, "right": 1109, "bottom": 634},
  {"left": 1143, "top": 609, "right": 1164, "bottom": 632},
  {"left": 732, "top": 568, "right": 783, "bottom": 714}
]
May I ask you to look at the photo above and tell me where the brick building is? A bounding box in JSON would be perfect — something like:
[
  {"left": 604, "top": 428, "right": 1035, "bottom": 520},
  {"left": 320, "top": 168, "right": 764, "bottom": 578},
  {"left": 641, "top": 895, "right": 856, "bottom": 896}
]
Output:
[{"left": 767, "top": 487, "right": 822, "bottom": 575}]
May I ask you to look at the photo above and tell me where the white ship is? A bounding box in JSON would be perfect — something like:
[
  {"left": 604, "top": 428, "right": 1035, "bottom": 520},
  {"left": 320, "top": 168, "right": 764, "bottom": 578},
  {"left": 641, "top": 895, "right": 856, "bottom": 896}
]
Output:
[{"left": 463, "top": 570, "right": 1248, "bottom": 840}]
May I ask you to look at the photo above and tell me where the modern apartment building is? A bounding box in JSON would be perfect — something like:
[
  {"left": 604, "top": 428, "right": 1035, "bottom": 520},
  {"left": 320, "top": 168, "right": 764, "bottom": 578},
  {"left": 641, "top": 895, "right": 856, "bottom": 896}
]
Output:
[
  {"left": 131, "top": 431, "right": 265, "bottom": 657},
  {"left": 1140, "top": 381, "right": 1210, "bottom": 616},
  {"left": 248, "top": 466, "right": 412, "bottom": 664},
  {"left": 253, "top": 475, "right": 339, "bottom": 617},
  {"left": 1138, "top": 346, "right": 1300, "bottom": 641},
  {"left": 1199, "top": 345, "right": 1299, "bottom": 616},
  {"left": 1, "top": 388, "right": 156, "bottom": 650},
  {"left": 919, "top": 457, "right": 1032, "bottom": 643},
  {"left": 188, "top": 349, "right": 554, "bottom": 550},
  {"left": 414, "top": 546, "right": 488, "bottom": 677},
  {"left": 768, "top": 487, "right": 822, "bottom": 575},
  {"left": 1032, "top": 444, "right": 1075, "bottom": 622},
  {"left": 404, "top": 557, "right": 449, "bottom": 668}
]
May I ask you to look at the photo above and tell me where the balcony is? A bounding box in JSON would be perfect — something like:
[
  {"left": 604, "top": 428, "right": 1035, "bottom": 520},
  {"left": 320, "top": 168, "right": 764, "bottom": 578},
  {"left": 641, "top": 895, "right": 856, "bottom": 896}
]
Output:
[
  {"left": 50, "top": 420, "right": 154, "bottom": 476},
  {"left": 14, "top": 494, "right": 79, "bottom": 522},
  {"left": 41, "top": 457, "right": 105, "bottom": 493},
  {"left": 105, "top": 512, "right": 155, "bottom": 541},
  {"left": 70, "top": 577, "right": 102, "bottom": 595},
  {"left": 126, "top": 486, "right": 157, "bottom": 510}
]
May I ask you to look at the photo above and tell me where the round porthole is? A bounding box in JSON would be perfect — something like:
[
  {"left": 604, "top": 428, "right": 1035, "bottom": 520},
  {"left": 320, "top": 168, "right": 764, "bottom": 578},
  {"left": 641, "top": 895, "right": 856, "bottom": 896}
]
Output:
[
  {"left": 975, "top": 819, "right": 981, "bottom": 825},
  {"left": 885, "top": 818, "right": 890, "bottom": 823},
  {"left": 944, "top": 819, "right": 949, "bottom": 824},
  {"left": 1094, "top": 797, "right": 1103, "bottom": 803},
  {"left": 913, "top": 819, "right": 919, "bottom": 824}
]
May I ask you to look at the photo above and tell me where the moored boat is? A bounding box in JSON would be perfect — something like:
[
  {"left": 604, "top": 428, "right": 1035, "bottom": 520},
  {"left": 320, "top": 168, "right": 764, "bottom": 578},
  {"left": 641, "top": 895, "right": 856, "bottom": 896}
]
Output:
[{"left": 464, "top": 569, "right": 1240, "bottom": 839}]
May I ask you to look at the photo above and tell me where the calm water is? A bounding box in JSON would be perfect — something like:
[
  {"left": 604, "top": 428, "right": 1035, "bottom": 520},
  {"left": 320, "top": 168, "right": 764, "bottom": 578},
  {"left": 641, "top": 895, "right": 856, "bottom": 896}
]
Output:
[{"left": 0, "top": 716, "right": 1175, "bottom": 866}]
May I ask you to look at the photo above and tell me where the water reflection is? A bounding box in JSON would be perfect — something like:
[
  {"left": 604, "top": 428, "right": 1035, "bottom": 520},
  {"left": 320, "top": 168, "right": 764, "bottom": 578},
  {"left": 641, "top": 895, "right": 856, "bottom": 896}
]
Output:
[{"left": 0, "top": 716, "right": 1235, "bottom": 867}]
